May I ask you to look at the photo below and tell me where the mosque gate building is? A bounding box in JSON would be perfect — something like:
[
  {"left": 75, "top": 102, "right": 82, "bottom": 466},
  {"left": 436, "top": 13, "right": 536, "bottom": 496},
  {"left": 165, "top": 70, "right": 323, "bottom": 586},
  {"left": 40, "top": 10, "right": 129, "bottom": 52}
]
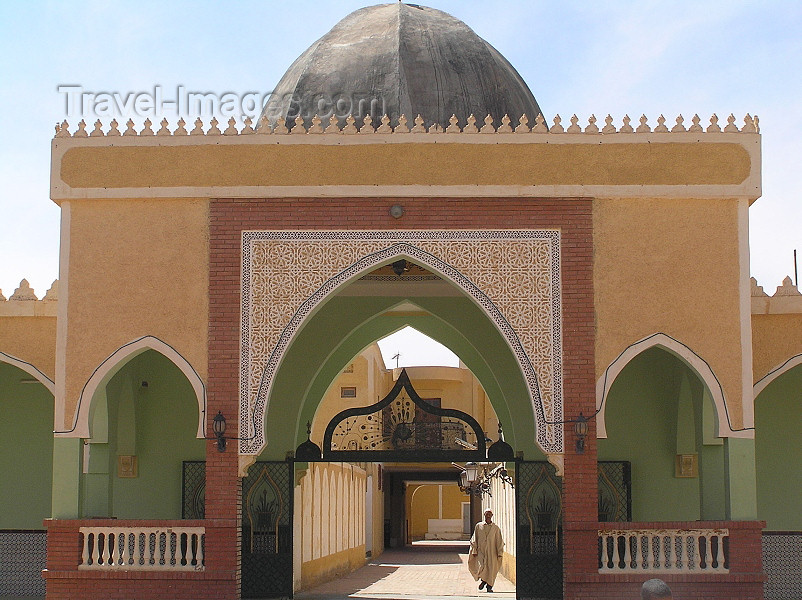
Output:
[{"left": 1, "top": 3, "right": 801, "bottom": 600}]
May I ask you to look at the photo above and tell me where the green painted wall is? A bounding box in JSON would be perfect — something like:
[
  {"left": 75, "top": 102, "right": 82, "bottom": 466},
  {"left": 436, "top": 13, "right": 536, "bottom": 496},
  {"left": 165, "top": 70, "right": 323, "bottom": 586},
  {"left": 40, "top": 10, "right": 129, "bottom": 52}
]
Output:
[
  {"left": 755, "top": 364, "right": 802, "bottom": 530},
  {"left": 262, "top": 291, "right": 544, "bottom": 462},
  {"left": 597, "top": 347, "right": 726, "bottom": 521},
  {"left": 0, "top": 363, "right": 54, "bottom": 529},
  {"left": 85, "top": 350, "right": 205, "bottom": 519}
]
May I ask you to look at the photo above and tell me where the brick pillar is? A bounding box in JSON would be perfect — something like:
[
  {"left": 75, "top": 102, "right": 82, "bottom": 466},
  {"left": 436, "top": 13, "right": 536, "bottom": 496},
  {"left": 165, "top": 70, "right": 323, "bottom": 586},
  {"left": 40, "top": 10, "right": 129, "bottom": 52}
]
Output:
[
  {"left": 558, "top": 209, "right": 597, "bottom": 599},
  {"left": 207, "top": 201, "right": 246, "bottom": 599}
]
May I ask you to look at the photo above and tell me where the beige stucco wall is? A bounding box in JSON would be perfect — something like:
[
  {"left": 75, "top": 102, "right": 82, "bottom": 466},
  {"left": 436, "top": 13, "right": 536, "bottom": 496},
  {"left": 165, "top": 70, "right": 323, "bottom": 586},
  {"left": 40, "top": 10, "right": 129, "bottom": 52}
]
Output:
[
  {"left": 406, "top": 483, "right": 469, "bottom": 540},
  {"left": 751, "top": 313, "right": 802, "bottom": 382},
  {"left": 485, "top": 472, "right": 516, "bottom": 583},
  {"left": 0, "top": 314, "right": 57, "bottom": 380},
  {"left": 296, "top": 462, "right": 367, "bottom": 591},
  {"left": 594, "top": 197, "right": 747, "bottom": 428},
  {"left": 58, "top": 141, "right": 752, "bottom": 190},
  {"left": 60, "top": 197, "right": 209, "bottom": 429}
]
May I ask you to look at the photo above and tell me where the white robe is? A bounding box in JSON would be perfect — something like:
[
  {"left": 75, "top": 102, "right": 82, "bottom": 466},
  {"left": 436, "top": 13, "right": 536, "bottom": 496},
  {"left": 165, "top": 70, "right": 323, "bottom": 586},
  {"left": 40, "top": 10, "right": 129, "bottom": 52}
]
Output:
[{"left": 468, "top": 521, "right": 505, "bottom": 587}]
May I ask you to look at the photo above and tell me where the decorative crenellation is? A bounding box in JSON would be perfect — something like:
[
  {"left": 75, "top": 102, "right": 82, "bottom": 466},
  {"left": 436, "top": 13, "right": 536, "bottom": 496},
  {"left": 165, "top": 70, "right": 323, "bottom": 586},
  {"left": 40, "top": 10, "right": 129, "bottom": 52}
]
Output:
[
  {"left": 751, "top": 276, "right": 802, "bottom": 315},
  {"left": 0, "top": 280, "right": 59, "bottom": 317},
  {"left": 53, "top": 113, "right": 761, "bottom": 138},
  {"left": 0, "top": 279, "right": 58, "bottom": 303},
  {"left": 751, "top": 276, "right": 801, "bottom": 298}
]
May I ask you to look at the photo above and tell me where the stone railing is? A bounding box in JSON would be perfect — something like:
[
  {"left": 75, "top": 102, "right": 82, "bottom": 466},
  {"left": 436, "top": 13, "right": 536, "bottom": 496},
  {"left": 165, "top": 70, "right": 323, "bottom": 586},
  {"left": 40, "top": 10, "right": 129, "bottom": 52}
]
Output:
[
  {"left": 598, "top": 527, "right": 729, "bottom": 574},
  {"left": 53, "top": 112, "right": 759, "bottom": 138},
  {"left": 78, "top": 526, "right": 205, "bottom": 571}
]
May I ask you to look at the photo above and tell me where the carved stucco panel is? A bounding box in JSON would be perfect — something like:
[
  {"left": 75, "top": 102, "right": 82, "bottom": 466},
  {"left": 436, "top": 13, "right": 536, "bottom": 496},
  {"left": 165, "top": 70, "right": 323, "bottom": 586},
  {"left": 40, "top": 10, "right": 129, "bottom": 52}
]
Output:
[{"left": 240, "top": 231, "right": 563, "bottom": 455}]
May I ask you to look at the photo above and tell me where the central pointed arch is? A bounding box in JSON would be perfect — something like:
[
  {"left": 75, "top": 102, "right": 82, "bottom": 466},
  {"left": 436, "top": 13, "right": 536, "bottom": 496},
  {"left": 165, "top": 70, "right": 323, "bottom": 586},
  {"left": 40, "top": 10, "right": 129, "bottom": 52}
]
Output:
[{"left": 240, "top": 231, "right": 564, "bottom": 457}]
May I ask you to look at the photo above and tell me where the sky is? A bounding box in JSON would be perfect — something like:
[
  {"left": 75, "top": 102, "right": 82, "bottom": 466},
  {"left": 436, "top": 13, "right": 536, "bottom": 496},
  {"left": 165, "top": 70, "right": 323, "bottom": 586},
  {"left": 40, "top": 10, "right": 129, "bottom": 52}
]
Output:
[{"left": 0, "top": 1, "right": 799, "bottom": 354}]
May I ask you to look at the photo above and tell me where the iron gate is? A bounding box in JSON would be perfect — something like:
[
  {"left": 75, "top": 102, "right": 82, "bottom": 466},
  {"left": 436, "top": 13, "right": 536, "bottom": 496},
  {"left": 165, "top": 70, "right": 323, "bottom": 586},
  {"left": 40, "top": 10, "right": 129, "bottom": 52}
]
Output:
[
  {"left": 516, "top": 460, "right": 563, "bottom": 600},
  {"left": 242, "top": 461, "right": 294, "bottom": 599},
  {"left": 182, "top": 460, "right": 294, "bottom": 599}
]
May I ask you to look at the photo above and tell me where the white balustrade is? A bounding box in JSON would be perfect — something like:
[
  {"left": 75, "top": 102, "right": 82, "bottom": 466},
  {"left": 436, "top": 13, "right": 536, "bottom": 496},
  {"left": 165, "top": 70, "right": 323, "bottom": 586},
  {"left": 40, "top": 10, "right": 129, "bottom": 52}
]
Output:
[
  {"left": 598, "top": 528, "right": 728, "bottom": 574},
  {"left": 79, "top": 526, "right": 205, "bottom": 571}
]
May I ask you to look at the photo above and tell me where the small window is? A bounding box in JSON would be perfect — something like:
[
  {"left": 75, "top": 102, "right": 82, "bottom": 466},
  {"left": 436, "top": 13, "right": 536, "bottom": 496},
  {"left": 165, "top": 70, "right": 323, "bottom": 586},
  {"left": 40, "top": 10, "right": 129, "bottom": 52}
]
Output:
[{"left": 341, "top": 386, "right": 357, "bottom": 398}]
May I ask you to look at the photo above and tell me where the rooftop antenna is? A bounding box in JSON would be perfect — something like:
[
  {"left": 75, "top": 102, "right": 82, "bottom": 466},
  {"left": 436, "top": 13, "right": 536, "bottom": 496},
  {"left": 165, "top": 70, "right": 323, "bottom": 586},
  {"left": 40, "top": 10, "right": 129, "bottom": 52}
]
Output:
[
  {"left": 795, "top": 249, "right": 798, "bottom": 287},
  {"left": 391, "top": 353, "right": 400, "bottom": 368}
]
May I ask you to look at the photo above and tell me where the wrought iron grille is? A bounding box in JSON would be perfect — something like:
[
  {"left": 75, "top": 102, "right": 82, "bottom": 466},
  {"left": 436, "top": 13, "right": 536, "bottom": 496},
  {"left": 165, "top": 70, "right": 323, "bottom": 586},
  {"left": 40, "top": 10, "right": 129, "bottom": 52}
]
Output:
[
  {"left": 181, "top": 461, "right": 205, "bottom": 520},
  {"left": 516, "top": 461, "right": 563, "bottom": 600},
  {"left": 323, "top": 368, "right": 486, "bottom": 461},
  {"left": 241, "top": 461, "right": 293, "bottom": 599},
  {"left": 598, "top": 461, "right": 631, "bottom": 522}
]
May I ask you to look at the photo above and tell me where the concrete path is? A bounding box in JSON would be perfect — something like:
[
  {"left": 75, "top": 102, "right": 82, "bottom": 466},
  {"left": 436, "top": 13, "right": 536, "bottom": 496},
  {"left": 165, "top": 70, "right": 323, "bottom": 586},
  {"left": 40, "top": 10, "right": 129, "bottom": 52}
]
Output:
[{"left": 296, "top": 542, "right": 515, "bottom": 600}]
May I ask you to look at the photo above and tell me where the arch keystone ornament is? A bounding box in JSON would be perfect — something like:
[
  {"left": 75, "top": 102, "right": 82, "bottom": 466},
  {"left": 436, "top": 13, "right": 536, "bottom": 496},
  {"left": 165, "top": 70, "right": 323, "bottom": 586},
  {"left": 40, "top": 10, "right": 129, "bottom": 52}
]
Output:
[{"left": 239, "top": 230, "right": 564, "bottom": 459}]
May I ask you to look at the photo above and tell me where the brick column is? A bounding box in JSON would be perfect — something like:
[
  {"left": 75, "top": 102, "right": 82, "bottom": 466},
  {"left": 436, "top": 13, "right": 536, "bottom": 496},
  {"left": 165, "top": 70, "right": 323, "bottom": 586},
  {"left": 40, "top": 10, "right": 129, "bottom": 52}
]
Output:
[{"left": 207, "top": 202, "right": 246, "bottom": 599}]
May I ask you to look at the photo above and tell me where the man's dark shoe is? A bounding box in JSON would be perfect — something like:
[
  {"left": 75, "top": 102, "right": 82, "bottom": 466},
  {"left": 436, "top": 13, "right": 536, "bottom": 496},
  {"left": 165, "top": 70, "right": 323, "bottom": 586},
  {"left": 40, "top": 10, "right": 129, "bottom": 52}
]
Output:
[
  {"left": 479, "top": 580, "right": 486, "bottom": 590},
  {"left": 486, "top": 587, "right": 493, "bottom": 593}
]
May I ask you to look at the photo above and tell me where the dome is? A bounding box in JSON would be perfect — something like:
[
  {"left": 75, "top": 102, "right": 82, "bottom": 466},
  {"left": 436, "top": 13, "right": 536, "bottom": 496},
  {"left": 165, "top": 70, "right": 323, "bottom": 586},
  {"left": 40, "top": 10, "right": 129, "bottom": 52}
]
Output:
[{"left": 260, "top": 3, "right": 542, "bottom": 130}]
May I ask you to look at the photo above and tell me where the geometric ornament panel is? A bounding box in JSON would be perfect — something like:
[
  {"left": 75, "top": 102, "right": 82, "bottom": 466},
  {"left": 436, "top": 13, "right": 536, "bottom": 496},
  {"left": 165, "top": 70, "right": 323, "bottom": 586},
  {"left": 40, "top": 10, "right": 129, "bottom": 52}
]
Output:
[{"left": 240, "top": 230, "right": 563, "bottom": 455}]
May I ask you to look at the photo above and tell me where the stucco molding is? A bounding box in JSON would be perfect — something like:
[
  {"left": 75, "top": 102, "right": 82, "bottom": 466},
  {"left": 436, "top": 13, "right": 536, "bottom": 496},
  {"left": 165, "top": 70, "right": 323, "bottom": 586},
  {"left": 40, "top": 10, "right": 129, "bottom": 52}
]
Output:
[
  {"left": 753, "top": 353, "right": 802, "bottom": 400},
  {"left": 57, "top": 335, "right": 206, "bottom": 439},
  {"left": 240, "top": 230, "right": 564, "bottom": 456},
  {"left": 50, "top": 125, "right": 761, "bottom": 202},
  {"left": 0, "top": 351, "right": 55, "bottom": 394},
  {"left": 596, "top": 333, "right": 753, "bottom": 440}
]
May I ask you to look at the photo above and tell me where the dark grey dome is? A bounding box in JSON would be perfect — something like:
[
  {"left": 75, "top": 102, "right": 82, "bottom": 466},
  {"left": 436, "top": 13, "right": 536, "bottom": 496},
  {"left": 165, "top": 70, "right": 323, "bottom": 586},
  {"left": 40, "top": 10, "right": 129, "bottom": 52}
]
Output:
[{"left": 260, "top": 3, "right": 542, "bottom": 130}]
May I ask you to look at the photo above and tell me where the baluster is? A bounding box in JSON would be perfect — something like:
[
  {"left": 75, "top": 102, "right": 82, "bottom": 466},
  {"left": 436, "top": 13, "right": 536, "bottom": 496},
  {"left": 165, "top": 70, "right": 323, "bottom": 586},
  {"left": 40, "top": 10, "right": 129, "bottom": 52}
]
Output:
[
  {"left": 120, "top": 531, "right": 131, "bottom": 567},
  {"left": 81, "top": 531, "right": 91, "bottom": 566},
  {"left": 657, "top": 534, "right": 666, "bottom": 570},
  {"left": 180, "top": 532, "right": 188, "bottom": 566},
  {"left": 646, "top": 534, "right": 655, "bottom": 570},
  {"left": 600, "top": 533, "right": 611, "bottom": 570},
  {"left": 159, "top": 531, "right": 166, "bottom": 566},
  {"left": 677, "top": 533, "right": 686, "bottom": 570},
  {"left": 105, "top": 531, "right": 115, "bottom": 567},
  {"left": 623, "top": 534, "right": 633, "bottom": 571},
  {"left": 196, "top": 532, "right": 205, "bottom": 567},
  {"left": 697, "top": 533, "right": 706, "bottom": 570},
  {"left": 147, "top": 531, "right": 155, "bottom": 566},
  {"left": 712, "top": 533, "right": 721, "bottom": 571}
]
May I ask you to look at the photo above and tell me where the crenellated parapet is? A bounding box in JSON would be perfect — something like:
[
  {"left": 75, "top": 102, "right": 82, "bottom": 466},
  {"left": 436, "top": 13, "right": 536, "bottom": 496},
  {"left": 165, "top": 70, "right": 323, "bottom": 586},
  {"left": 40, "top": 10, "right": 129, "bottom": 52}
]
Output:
[
  {"left": 751, "top": 276, "right": 802, "bottom": 314},
  {"left": 50, "top": 111, "right": 762, "bottom": 203},
  {"left": 0, "top": 279, "right": 59, "bottom": 316},
  {"left": 53, "top": 112, "right": 760, "bottom": 138}
]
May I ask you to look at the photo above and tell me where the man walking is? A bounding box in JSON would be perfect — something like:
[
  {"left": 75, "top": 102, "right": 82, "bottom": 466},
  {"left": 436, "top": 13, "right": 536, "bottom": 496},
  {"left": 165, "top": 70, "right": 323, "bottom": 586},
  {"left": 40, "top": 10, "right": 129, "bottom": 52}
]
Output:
[{"left": 469, "top": 509, "right": 504, "bottom": 593}]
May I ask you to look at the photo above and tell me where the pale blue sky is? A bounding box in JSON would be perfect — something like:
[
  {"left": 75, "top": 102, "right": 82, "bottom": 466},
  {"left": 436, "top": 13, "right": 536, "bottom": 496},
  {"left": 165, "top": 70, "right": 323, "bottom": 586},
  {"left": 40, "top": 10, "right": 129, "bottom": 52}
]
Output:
[{"left": 1, "top": 0, "right": 799, "bottom": 308}]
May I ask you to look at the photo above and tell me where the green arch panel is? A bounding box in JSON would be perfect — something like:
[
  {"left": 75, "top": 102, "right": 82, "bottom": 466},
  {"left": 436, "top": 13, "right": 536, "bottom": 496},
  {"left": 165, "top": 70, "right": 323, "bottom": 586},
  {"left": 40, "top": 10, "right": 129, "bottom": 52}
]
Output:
[
  {"left": 0, "top": 362, "right": 54, "bottom": 529},
  {"left": 755, "top": 363, "right": 802, "bottom": 530},
  {"left": 261, "top": 294, "right": 542, "bottom": 461}
]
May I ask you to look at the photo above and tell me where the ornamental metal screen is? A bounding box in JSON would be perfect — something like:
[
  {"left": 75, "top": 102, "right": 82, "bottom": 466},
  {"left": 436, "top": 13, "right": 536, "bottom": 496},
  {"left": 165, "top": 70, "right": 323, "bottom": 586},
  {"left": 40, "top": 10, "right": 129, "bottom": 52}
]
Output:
[
  {"left": 241, "top": 461, "right": 294, "bottom": 599},
  {"left": 598, "top": 461, "right": 631, "bottom": 522},
  {"left": 181, "top": 461, "right": 206, "bottom": 520},
  {"left": 516, "top": 461, "right": 563, "bottom": 600},
  {"left": 323, "top": 368, "right": 486, "bottom": 462}
]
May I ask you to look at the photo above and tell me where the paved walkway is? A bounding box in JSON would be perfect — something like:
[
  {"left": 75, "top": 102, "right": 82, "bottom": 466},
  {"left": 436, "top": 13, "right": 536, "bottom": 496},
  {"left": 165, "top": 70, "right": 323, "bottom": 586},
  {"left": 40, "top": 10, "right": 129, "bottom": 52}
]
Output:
[{"left": 296, "top": 542, "right": 515, "bottom": 600}]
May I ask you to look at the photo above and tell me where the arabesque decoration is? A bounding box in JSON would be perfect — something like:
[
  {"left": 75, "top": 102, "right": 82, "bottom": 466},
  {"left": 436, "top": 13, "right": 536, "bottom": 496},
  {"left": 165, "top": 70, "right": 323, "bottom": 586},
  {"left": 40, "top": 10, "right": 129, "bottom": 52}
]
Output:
[{"left": 240, "top": 230, "right": 563, "bottom": 455}]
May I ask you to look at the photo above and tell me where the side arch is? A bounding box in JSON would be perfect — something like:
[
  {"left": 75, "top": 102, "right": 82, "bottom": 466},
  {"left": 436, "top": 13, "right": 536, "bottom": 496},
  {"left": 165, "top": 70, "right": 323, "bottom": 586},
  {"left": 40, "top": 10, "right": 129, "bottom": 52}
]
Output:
[
  {"left": 754, "top": 353, "right": 802, "bottom": 399},
  {"left": 596, "top": 333, "right": 734, "bottom": 438},
  {"left": 244, "top": 235, "right": 562, "bottom": 457},
  {"left": 0, "top": 351, "right": 55, "bottom": 394},
  {"left": 64, "top": 335, "right": 206, "bottom": 438}
]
